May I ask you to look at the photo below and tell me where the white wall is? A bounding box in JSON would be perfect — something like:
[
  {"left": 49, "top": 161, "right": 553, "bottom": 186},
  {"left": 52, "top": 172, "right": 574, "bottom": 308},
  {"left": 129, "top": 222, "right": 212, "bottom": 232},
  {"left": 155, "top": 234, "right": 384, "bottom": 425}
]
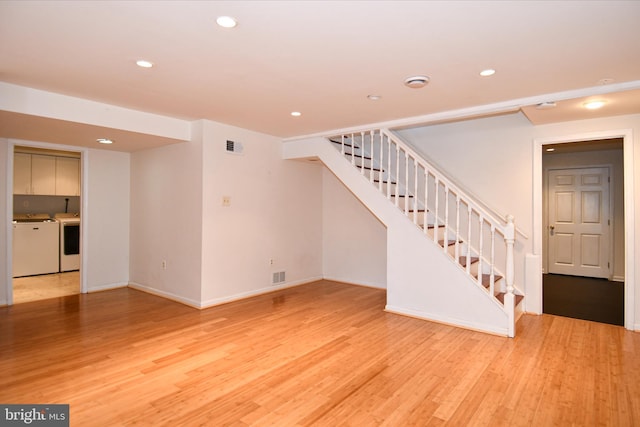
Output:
[
  {"left": 200, "top": 120, "right": 323, "bottom": 306},
  {"left": 0, "top": 139, "right": 8, "bottom": 305},
  {"left": 322, "top": 168, "right": 387, "bottom": 288},
  {"left": 84, "top": 148, "right": 131, "bottom": 291},
  {"left": 129, "top": 136, "right": 203, "bottom": 306},
  {"left": 398, "top": 113, "right": 535, "bottom": 236}
]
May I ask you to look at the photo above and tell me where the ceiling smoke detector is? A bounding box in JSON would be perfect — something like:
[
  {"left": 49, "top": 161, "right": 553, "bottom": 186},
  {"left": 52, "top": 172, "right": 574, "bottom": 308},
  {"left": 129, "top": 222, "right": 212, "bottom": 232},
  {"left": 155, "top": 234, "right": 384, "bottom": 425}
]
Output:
[{"left": 404, "top": 75, "right": 430, "bottom": 89}]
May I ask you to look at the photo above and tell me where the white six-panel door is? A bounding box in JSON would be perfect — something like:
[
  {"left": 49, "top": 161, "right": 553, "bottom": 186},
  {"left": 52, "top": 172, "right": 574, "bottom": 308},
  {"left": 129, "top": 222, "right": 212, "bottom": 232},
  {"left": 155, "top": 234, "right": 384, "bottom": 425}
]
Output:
[{"left": 547, "top": 167, "right": 610, "bottom": 278}]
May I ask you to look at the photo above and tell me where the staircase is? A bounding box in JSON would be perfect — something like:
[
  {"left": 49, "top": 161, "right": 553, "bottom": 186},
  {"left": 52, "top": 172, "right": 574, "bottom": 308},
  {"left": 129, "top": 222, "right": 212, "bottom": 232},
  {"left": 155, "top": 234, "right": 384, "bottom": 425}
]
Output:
[{"left": 284, "top": 128, "right": 524, "bottom": 337}]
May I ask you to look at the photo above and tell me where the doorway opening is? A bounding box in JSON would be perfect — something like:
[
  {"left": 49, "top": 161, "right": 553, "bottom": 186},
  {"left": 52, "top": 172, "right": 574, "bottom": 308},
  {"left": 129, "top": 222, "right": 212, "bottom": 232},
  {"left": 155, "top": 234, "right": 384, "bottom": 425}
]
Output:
[
  {"left": 541, "top": 138, "right": 625, "bottom": 325},
  {"left": 11, "top": 145, "right": 82, "bottom": 304}
]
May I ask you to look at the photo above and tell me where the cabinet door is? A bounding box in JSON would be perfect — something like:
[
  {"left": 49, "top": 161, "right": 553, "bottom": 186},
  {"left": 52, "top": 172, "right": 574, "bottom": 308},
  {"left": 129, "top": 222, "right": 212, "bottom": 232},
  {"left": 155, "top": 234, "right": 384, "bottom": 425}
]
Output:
[
  {"left": 56, "top": 157, "right": 80, "bottom": 196},
  {"left": 13, "top": 153, "right": 32, "bottom": 195},
  {"left": 31, "top": 154, "right": 56, "bottom": 195}
]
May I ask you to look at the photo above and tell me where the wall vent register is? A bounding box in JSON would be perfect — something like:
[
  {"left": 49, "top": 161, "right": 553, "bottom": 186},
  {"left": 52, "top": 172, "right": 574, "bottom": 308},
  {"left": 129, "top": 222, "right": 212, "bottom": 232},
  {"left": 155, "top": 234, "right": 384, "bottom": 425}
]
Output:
[
  {"left": 225, "top": 140, "right": 243, "bottom": 154},
  {"left": 272, "top": 271, "right": 285, "bottom": 284}
]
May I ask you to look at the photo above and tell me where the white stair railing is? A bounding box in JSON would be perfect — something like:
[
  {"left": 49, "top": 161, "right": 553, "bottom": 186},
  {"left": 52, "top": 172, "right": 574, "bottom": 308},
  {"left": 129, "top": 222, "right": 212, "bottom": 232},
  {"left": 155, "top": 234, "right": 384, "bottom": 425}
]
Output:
[{"left": 332, "top": 129, "right": 519, "bottom": 335}]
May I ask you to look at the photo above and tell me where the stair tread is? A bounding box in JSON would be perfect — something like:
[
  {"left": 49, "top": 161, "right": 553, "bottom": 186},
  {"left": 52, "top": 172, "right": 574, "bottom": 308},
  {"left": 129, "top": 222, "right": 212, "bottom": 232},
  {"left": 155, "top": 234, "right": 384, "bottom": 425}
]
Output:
[
  {"left": 344, "top": 153, "right": 372, "bottom": 160},
  {"left": 495, "top": 293, "right": 524, "bottom": 306},
  {"left": 474, "top": 273, "right": 504, "bottom": 288},
  {"left": 458, "top": 256, "right": 479, "bottom": 267},
  {"left": 438, "top": 239, "right": 458, "bottom": 247},
  {"left": 426, "top": 224, "right": 446, "bottom": 229},
  {"left": 356, "top": 165, "right": 383, "bottom": 171},
  {"left": 374, "top": 179, "right": 397, "bottom": 185},
  {"left": 407, "top": 208, "right": 426, "bottom": 213},
  {"left": 330, "top": 139, "right": 360, "bottom": 149}
]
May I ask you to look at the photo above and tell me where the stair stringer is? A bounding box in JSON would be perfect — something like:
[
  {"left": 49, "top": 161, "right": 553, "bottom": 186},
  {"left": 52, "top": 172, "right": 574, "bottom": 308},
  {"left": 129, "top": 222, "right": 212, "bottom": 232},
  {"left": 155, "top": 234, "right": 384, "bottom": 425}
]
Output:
[{"left": 283, "top": 137, "right": 511, "bottom": 336}]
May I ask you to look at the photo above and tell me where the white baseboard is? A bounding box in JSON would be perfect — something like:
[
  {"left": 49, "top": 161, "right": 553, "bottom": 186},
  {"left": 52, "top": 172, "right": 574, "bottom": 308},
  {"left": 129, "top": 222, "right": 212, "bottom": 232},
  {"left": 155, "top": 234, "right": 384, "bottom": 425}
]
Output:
[
  {"left": 322, "top": 276, "right": 386, "bottom": 290},
  {"left": 87, "top": 281, "right": 128, "bottom": 293},
  {"left": 613, "top": 275, "right": 625, "bottom": 282},
  {"left": 200, "top": 276, "right": 323, "bottom": 309},
  {"left": 385, "top": 304, "right": 509, "bottom": 337},
  {"left": 128, "top": 282, "right": 201, "bottom": 308},
  {"left": 132, "top": 276, "right": 376, "bottom": 310}
]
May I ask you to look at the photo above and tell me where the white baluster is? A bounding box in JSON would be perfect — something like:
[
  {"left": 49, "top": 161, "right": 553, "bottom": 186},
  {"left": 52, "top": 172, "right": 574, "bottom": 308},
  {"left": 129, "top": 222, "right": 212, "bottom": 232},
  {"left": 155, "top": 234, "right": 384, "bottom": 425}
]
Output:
[
  {"left": 387, "top": 135, "right": 392, "bottom": 199},
  {"left": 413, "top": 161, "right": 419, "bottom": 224},
  {"left": 455, "top": 195, "right": 461, "bottom": 261},
  {"left": 341, "top": 134, "right": 345, "bottom": 155},
  {"left": 477, "top": 216, "right": 484, "bottom": 286},
  {"left": 395, "top": 144, "right": 400, "bottom": 208},
  {"left": 433, "top": 178, "right": 439, "bottom": 243},
  {"left": 360, "top": 131, "right": 365, "bottom": 175},
  {"left": 404, "top": 153, "right": 409, "bottom": 215},
  {"left": 379, "top": 131, "right": 384, "bottom": 192},
  {"left": 369, "top": 130, "right": 375, "bottom": 183},
  {"left": 466, "top": 205, "right": 472, "bottom": 273},
  {"left": 423, "top": 169, "right": 429, "bottom": 235},
  {"left": 443, "top": 185, "right": 450, "bottom": 253},
  {"left": 350, "top": 133, "right": 355, "bottom": 165},
  {"left": 490, "top": 225, "right": 496, "bottom": 297},
  {"left": 505, "top": 215, "right": 516, "bottom": 337}
]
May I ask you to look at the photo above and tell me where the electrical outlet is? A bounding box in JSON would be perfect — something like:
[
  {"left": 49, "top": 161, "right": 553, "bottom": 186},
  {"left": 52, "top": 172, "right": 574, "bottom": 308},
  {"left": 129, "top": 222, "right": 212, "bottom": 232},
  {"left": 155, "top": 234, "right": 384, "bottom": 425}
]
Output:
[
  {"left": 270, "top": 258, "right": 274, "bottom": 265},
  {"left": 222, "top": 196, "right": 231, "bottom": 207},
  {"left": 161, "top": 260, "right": 167, "bottom": 270}
]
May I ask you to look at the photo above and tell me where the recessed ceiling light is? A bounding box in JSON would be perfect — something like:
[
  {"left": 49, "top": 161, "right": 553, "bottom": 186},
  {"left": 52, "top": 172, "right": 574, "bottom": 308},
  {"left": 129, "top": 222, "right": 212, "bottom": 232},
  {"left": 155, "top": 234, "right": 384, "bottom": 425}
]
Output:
[
  {"left": 480, "top": 69, "right": 496, "bottom": 77},
  {"left": 96, "top": 138, "right": 114, "bottom": 145},
  {"left": 404, "top": 75, "right": 430, "bottom": 89},
  {"left": 546, "top": 148, "right": 555, "bottom": 152},
  {"left": 367, "top": 95, "right": 382, "bottom": 101},
  {"left": 216, "top": 16, "right": 237, "bottom": 28},
  {"left": 584, "top": 100, "right": 606, "bottom": 110},
  {"left": 136, "top": 60, "right": 154, "bottom": 68},
  {"left": 291, "top": 111, "right": 302, "bottom": 117}
]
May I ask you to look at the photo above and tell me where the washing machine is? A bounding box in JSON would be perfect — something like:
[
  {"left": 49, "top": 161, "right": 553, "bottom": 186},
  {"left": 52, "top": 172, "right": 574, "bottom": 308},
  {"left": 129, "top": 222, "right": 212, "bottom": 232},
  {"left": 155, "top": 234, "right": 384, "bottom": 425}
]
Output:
[{"left": 55, "top": 213, "right": 80, "bottom": 272}]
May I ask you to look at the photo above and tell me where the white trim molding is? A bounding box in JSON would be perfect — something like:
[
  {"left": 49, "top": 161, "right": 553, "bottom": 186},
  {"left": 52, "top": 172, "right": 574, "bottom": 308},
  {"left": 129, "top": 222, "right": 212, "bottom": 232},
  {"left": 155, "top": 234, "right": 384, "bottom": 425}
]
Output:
[
  {"left": 4, "top": 139, "right": 90, "bottom": 305},
  {"left": 532, "top": 129, "right": 635, "bottom": 330}
]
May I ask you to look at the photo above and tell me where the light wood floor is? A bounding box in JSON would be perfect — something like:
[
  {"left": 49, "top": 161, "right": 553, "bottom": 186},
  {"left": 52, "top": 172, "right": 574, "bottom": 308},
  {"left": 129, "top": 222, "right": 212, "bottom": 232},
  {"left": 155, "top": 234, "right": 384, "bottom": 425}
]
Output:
[
  {"left": 1, "top": 280, "right": 639, "bottom": 426},
  {"left": 12, "top": 271, "right": 80, "bottom": 304}
]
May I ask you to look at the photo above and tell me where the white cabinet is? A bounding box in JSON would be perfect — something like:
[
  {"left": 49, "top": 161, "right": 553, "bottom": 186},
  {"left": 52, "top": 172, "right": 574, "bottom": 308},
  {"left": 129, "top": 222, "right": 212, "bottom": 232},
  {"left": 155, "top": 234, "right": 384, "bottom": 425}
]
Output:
[
  {"left": 13, "top": 152, "right": 32, "bottom": 195},
  {"left": 31, "top": 154, "right": 56, "bottom": 195},
  {"left": 13, "top": 153, "right": 80, "bottom": 196},
  {"left": 55, "top": 157, "right": 80, "bottom": 196}
]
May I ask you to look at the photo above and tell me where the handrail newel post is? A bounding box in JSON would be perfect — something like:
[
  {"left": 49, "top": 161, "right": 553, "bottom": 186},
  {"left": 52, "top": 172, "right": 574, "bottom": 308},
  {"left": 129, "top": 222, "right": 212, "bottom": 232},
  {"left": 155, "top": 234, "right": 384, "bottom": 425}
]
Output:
[{"left": 505, "top": 214, "right": 516, "bottom": 337}]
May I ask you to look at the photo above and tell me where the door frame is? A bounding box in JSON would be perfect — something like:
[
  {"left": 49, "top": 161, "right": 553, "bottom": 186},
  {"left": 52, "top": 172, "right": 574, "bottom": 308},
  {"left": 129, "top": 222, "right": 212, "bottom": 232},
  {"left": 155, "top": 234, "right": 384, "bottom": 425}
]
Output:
[
  {"left": 544, "top": 165, "right": 614, "bottom": 279},
  {"left": 533, "top": 129, "right": 635, "bottom": 330},
  {"left": 4, "top": 139, "right": 89, "bottom": 305}
]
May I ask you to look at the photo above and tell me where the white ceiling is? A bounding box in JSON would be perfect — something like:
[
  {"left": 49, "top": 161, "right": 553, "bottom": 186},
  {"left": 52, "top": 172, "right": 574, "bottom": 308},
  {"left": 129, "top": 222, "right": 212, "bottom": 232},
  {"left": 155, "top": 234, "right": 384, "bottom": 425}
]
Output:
[{"left": 1, "top": 1, "right": 640, "bottom": 151}]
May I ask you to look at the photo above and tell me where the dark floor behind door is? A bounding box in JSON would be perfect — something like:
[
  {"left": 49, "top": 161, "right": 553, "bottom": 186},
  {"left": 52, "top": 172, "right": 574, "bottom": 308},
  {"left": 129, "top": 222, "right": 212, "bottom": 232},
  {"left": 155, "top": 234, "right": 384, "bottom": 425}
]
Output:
[{"left": 543, "top": 274, "right": 624, "bottom": 326}]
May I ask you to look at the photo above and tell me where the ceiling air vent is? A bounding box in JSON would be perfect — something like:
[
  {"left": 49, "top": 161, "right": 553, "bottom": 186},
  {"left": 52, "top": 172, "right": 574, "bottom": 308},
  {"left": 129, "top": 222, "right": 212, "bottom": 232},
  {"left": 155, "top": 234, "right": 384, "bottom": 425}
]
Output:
[{"left": 225, "top": 140, "right": 243, "bottom": 155}]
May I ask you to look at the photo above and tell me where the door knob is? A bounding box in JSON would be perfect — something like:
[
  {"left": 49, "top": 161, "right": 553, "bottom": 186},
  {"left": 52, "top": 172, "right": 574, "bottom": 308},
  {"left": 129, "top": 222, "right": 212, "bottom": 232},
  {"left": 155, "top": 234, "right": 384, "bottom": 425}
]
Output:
[{"left": 550, "top": 225, "right": 555, "bottom": 230}]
